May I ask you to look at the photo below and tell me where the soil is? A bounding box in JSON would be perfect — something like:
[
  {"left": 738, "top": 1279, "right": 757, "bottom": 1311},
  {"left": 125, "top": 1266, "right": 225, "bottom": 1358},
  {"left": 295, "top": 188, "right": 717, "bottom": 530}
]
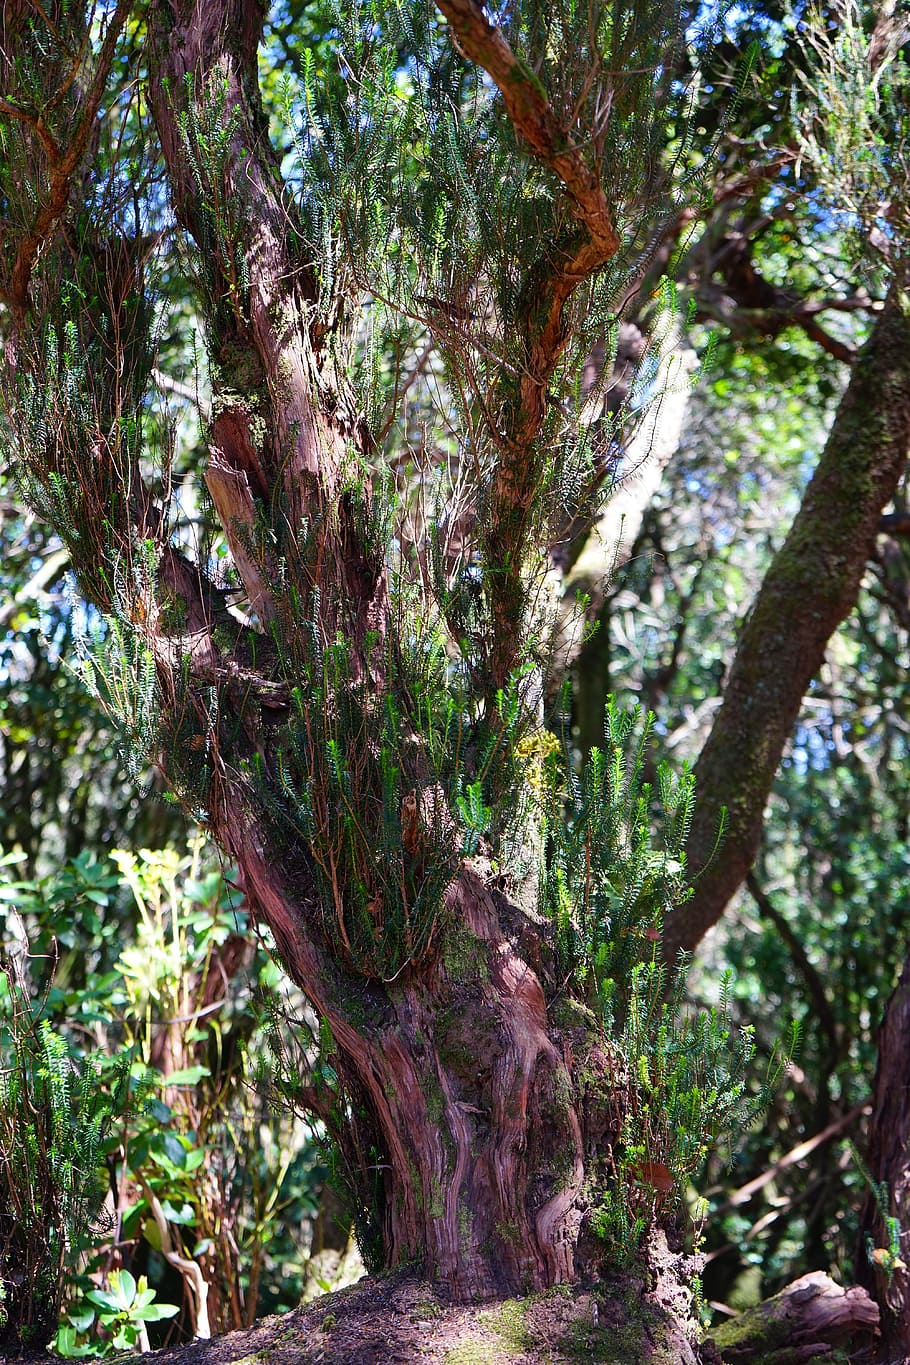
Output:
[{"left": 0, "top": 1269, "right": 700, "bottom": 1365}]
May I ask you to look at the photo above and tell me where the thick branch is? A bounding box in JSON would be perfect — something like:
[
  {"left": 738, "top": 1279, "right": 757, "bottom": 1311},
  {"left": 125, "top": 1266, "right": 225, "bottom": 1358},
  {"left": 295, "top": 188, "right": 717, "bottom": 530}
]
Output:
[
  {"left": 431, "top": 4, "right": 619, "bottom": 409},
  {"left": 146, "top": 0, "right": 385, "bottom": 650},
  {"left": 861, "top": 949, "right": 910, "bottom": 1354},
  {"left": 663, "top": 287, "right": 910, "bottom": 961},
  {"left": 147, "top": 4, "right": 331, "bottom": 516}
]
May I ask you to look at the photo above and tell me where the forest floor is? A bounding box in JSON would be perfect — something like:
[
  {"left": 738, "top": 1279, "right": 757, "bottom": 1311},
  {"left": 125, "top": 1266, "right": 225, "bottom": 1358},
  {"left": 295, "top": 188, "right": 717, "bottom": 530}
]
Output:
[{"left": 0, "top": 1267, "right": 711, "bottom": 1365}]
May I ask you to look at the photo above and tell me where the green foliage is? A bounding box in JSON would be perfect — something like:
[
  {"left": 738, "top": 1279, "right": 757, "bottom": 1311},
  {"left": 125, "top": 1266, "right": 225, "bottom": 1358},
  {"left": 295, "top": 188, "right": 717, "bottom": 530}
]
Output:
[
  {"left": 55, "top": 1270, "right": 178, "bottom": 1359},
  {"left": 0, "top": 0, "right": 734, "bottom": 1000},
  {"left": 595, "top": 283, "right": 909, "bottom": 1300},
  {"left": 591, "top": 964, "right": 790, "bottom": 1266},
  {"left": 0, "top": 841, "right": 335, "bottom": 1348},
  {"left": 542, "top": 700, "right": 789, "bottom": 1265},
  {"left": 3, "top": 0, "right": 906, "bottom": 1323},
  {"left": 0, "top": 987, "right": 136, "bottom": 1352},
  {"left": 255, "top": 558, "right": 545, "bottom": 978},
  {"left": 545, "top": 698, "right": 695, "bottom": 1007},
  {"left": 794, "top": 0, "right": 910, "bottom": 265}
]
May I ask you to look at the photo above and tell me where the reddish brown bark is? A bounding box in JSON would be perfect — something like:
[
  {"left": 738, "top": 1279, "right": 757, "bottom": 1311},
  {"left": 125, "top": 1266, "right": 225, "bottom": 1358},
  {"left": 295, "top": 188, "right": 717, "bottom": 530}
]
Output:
[
  {"left": 436, "top": 0, "right": 623, "bottom": 693},
  {"left": 0, "top": 0, "right": 642, "bottom": 1305},
  {"left": 146, "top": 0, "right": 385, "bottom": 664},
  {"left": 221, "top": 804, "right": 607, "bottom": 1300},
  {"left": 135, "top": 2, "right": 635, "bottom": 1300}
]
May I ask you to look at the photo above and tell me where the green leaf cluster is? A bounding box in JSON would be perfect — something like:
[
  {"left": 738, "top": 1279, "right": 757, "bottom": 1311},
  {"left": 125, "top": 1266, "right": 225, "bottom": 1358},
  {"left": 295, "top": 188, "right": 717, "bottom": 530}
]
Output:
[
  {"left": 0, "top": 1001, "right": 136, "bottom": 1352},
  {"left": 540, "top": 700, "right": 791, "bottom": 1264}
]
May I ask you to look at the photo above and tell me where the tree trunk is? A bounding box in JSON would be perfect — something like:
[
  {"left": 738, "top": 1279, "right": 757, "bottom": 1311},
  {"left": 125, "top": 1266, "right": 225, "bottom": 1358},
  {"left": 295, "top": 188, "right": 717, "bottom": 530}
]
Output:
[
  {"left": 663, "top": 287, "right": 910, "bottom": 962},
  {"left": 133, "top": 4, "right": 624, "bottom": 1301},
  {"left": 224, "top": 811, "right": 618, "bottom": 1302},
  {"left": 0, "top": 0, "right": 684, "bottom": 1310},
  {"left": 858, "top": 949, "right": 910, "bottom": 1357}
]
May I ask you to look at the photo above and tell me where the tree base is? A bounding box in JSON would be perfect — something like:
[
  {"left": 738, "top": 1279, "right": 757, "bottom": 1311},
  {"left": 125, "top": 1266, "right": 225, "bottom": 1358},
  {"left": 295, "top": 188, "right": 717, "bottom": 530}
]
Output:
[
  {"left": 1, "top": 1268, "right": 879, "bottom": 1363},
  {"left": 39, "top": 1268, "right": 698, "bottom": 1365}
]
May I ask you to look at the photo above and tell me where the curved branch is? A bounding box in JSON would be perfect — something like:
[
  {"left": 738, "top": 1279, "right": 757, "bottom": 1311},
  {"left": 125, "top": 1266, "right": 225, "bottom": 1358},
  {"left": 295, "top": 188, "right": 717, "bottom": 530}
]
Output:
[
  {"left": 436, "top": 0, "right": 624, "bottom": 689},
  {"left": 663, "top": 285, "right": 910, "bottom": 961},
  {"left": 4, "top": 0, "right": 132, "bottom": 326},
  {"left": 435, "top": 0, "right": 619, "bottom": 260}
]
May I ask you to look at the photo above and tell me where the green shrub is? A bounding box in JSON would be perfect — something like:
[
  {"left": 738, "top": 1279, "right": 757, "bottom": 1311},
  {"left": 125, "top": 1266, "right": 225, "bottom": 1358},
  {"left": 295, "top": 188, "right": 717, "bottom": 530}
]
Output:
[
  {"left": 0, "top": 982, "right": 135, "bottom": 1351},
  {"left": 543, "top": 699, "right": 793, "bottom": 1263}
]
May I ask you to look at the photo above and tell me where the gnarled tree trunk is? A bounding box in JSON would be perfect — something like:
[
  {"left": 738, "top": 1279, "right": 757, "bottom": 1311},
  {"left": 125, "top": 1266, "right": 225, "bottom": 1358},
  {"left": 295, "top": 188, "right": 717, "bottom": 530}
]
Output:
[
  {"left": 228, "top": 820, "right": 616, "bottom": 1301},
  {"left": 134, "top": 1, "right": 623, "bottom": 1301}
]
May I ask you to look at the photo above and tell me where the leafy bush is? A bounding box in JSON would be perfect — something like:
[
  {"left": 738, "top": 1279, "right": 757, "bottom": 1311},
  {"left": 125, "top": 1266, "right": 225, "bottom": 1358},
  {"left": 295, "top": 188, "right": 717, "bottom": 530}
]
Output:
[
  {"left": 0, "top": 985, "right": 135, "bottom": 1351},
  {"left": 1, "top": 840, "right": 336, "bottom": 1352}
]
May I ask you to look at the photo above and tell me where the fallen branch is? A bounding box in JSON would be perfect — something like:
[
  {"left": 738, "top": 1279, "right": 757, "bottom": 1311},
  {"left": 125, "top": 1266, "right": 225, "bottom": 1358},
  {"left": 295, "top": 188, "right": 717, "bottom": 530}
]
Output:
[{"left": 707, "top": 1271, "right": 879, "bottom": 1364}]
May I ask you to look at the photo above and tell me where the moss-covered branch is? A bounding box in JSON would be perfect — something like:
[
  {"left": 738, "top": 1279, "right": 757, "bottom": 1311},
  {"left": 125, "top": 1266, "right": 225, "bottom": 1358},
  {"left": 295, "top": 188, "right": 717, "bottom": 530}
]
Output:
[{"left": 664, "top": 285, "right": 910, "bottom": 961}]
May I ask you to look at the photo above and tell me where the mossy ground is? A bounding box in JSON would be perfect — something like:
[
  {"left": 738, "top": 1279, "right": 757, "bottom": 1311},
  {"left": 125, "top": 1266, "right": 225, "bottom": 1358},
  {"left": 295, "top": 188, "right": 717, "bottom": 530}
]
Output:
[{"left": 43, "top": 1271, "right": 695, "bottom": 1365}]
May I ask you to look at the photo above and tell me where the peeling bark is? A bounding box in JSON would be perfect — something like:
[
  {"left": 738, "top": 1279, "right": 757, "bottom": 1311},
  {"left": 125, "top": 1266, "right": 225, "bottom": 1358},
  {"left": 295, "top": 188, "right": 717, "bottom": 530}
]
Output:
[{"left": 146, "top": 0, "right": 385, "bottom": 661}]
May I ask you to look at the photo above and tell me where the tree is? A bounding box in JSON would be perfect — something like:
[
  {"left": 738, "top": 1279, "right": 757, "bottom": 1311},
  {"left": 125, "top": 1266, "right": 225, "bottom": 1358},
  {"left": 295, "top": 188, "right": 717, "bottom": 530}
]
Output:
[{"left": 1, "top": 0, "right": 908, "bottom": 1339}]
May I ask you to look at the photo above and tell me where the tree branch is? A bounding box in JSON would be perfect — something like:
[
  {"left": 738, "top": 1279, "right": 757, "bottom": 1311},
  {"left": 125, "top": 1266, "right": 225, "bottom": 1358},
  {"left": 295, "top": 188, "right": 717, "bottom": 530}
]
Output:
[
  {"left": 436, "top": 0, "right": 624, "bottom": 689},
  {"left": 663, "top": 285, "right": 910, "bottom": 961},
  {"left": 4, "top": 0, "right": 132, "bottom": 326},
  {"left": 435, "top": 0, "right": 619, "bottom": 260},
  {"left": 146, "top": 0, "right": 385, "bottom": 652},
  {"left": 712, "top": 1102, "right": 869, "bottom": 1218}
]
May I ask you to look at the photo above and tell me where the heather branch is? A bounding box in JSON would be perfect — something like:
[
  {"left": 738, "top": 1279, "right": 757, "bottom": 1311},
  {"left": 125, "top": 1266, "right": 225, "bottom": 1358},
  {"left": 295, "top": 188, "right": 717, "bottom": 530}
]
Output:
[
  {"left": 435, "top": 0, "right": 619, "bottom": 260},
  {"left": 435, "top": 0, "right": 621, "bottom": 436},
  {"left": 3, "top": 0, "right": 133, "bottom": 326},
  {"left": 436, "top": 0, "right": 624, "bottom": 689}
]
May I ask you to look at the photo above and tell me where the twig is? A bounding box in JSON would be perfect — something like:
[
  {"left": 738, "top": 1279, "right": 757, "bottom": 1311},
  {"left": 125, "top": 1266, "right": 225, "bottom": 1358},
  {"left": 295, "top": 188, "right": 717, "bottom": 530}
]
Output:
[
  {"left": 747, "top": 872, "right": 841, "bottom": 1053},
  {"left": 712, "top": 1102, "right": 870, "bottom": 1218},
  {"left": 139, "top": 1178, "right": 211, "bottom": 1340}
]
